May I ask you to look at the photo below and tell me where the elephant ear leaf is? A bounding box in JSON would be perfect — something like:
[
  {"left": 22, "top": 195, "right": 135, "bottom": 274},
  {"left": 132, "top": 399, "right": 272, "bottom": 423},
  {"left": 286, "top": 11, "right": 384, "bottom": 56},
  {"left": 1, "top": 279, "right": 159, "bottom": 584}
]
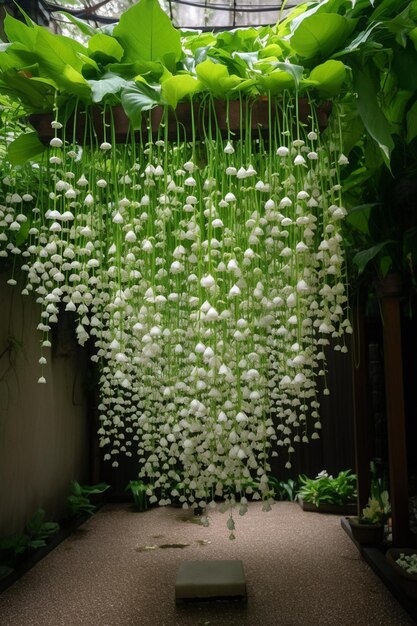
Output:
[{"left": 113, "top": 0, "right": 181, "bottom": 72}]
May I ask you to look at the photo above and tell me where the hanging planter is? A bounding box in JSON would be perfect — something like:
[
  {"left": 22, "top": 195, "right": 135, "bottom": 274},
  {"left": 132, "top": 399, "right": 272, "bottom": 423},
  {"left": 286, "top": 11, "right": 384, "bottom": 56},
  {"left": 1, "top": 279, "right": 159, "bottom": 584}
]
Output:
[{"left": 29, "top": 99, "right": 332, "bottom": 145}]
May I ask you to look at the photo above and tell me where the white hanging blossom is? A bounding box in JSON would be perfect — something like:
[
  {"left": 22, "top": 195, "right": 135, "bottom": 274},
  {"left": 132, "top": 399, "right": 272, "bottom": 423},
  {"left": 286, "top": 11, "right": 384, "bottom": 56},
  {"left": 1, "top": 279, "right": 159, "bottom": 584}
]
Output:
[{"left": 0, "top": 97, "right": 352, "bottom": 536}]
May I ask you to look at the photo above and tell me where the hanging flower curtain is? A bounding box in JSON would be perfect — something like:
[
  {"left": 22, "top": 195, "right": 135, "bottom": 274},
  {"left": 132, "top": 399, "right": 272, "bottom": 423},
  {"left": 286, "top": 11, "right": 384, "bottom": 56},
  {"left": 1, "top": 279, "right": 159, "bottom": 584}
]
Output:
[{"left": 0, "top": 0, "right": 352, "bottom": 536}]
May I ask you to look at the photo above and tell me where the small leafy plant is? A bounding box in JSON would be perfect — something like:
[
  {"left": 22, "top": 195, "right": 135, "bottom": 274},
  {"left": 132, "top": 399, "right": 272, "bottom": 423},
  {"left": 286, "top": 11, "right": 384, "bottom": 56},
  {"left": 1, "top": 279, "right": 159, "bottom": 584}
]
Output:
[
  {"left": 297, "top": 470, "right": 357, "bottom": 507},
  {"left": 268, "top": 476, "right": 298, "bottom": 502},
  {"left": 0, "top": 508, "right": 59, "bottom": 579},
  {"left": 125, "top": 480, "right": 150, "bottom": 512},
  {"left": 66, "top": 481, "right": 110, "bottom": 517}
]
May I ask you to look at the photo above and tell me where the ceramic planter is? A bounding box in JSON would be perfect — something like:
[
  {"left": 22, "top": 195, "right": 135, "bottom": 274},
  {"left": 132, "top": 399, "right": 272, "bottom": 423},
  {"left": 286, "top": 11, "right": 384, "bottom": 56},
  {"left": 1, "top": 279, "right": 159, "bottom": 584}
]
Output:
[
  {"left": 386, "top": 548, "right": 417, "bottom": 600},
  {"left": 29, "top": 98, "right": 332, "bottom": 145},
  {"left": 346, "top": 516, "right": 385, "bottom": 546}
]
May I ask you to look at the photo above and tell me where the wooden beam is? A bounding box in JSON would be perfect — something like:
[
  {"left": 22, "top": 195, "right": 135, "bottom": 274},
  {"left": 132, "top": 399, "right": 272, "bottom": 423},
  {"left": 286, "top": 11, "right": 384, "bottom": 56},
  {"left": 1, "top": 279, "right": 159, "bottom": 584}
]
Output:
[{"left": 380, "top": 292, "right": 410, "bottom": 546}]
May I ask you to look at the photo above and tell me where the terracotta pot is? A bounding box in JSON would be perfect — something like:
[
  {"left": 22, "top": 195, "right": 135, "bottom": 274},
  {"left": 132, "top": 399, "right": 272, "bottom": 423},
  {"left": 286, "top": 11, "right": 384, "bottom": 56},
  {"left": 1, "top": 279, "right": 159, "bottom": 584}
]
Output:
[
  {"left": 29, "top": 98, "right": 331, "bottom": 145},
  {"left": 386, "top": 548, "right": 417, "bottom": 599},
  {"left": 347, "top": 516, "right": 385, "bottom": 546}
]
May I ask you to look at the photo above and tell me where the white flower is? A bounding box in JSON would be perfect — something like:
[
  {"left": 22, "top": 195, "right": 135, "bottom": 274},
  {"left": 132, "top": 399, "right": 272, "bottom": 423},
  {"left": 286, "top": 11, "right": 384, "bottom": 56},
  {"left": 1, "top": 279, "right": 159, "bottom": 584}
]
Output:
[
  {"left": 277, "top": 146, "right": 289, "bottom": 157},
  {"left": 279, "top": 196, "right": 292, "bottom": 208},
  {"left": 200, "top": 274, "right": 215, "bottom": 288},
  {"left": 76, "top": 174, "right": 88, "bottom": 187},
  {"left": 205, "top": 307, "right": 219, "bottom": 321},
  {"left": 338, "top": 154, "right": 349, "bottom": 165},
  {"left": 112, "top": 211, "right": 123, "bottom": 224},
  {"left": 224, "top": 141, "right": 235, "bottom": 154},
  {"left": 184, "top": 176, "right": 197, "bottom": 187},
  {"left": 100, "top": 142, "right": 112, "bottom": 151},
  {"left": 294, "top": 154, "right": 306, "bottom": 166},
  {"left": 228, "top": 284, "right": 241, "bottom": 297},
  {"left": 49, "top": 137, "right": 63, "bottom": 148},
  {"left": 125, "top": 231, "right": 136, "bottom": 243}
]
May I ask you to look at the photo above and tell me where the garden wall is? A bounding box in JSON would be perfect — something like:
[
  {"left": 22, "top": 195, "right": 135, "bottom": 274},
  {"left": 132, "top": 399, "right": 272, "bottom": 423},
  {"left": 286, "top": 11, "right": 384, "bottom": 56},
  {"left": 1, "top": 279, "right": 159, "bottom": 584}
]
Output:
[{"left": 0, "top": 273, "right": 90, "bottom": 534}]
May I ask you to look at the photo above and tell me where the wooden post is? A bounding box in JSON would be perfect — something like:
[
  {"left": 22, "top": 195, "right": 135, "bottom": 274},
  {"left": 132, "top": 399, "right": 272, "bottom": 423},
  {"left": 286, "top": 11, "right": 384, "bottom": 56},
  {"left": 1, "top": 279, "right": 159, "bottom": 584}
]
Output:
[
  {"left": 352, "top": 298, "right": 372, "bottom": 513},
  {"left": 379, "top": 276, "right": 411, "bottom": 546}
]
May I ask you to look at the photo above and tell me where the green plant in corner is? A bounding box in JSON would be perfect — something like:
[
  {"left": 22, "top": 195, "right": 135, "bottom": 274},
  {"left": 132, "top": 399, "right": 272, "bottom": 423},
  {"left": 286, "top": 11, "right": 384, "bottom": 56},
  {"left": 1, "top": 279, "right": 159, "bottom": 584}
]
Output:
[
  {"left": 297, "top": 470, "right": 357, "bottom": 507},
  {"left": 125, "top": 480, "right": 150, "bottom": 512},
  {"left": 0, "top": 508, "right": 59, "bottom": 579},
  {"left": 268, "top": 476, "right": 299, "bottom": 501},
  {"left": 66, "top": 481, "right": 110, "bottom": 517}
]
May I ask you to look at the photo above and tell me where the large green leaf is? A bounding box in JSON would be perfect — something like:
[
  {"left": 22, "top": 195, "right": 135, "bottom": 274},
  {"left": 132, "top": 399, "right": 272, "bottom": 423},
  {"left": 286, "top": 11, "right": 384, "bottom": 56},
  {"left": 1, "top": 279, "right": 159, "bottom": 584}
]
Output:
[
  {"left": 113, "top": 0, "right": 181, "bottom": 71},
  {"left": 34, "top": 28, "right": 87, "bottom": 76},
  {"left": 257, "top": 69, "right": 296, "bottom": 94},
  {"left": 215, "top": 28, "right": 260, "bottom": 53},
  {"left": 57, "top": 12, "right": 96, "bottom": 37},
  {"left": 290, "top": 14, "right": 356, "bottom": 60},
  {"left": 120, "top": 82, "right": 160, "bottom": 128},
  {"left": 0, "top": 70, "right": 54, "bottom": 111},
  {"left": 353, "top": 241, "right": 395, "bottom": 274},
  {"left": 89, "top": 74, "right": 129, "bottom": 103},
  {"left": 59, "top": 65, "right": 91, "bottom": 99},
  {"left": 88, "top": 34, "right": 124, "bottom": 63},
  {"left": 3, "top": 14, "right": 36, "bottom": 46},
  {"left": 352, "top": 62, "right": 394, "bottom": 167},
  {"left": 309, "top": 59, "right": 347, "bottom": 96},
  {"left": 7, "top": 131, "right": 46, "bottom": 166},
  {"left": 345, "top": 203, "right": 379, "bottom": 235},
  {"left": 195, "top": 59, "right": 243, "bottom": 98},
  {"left": 332, "top": 21, "right": 381, "bottom": 58},
  {"left": 161, "top": 74, "right": 201, "bottom": 108}
]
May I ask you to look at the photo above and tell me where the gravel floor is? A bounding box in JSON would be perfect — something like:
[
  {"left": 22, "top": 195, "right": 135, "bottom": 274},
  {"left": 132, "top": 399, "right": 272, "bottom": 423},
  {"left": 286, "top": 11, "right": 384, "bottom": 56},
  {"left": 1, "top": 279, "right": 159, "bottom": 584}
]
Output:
[{"left": 0, "top": 502, "right": 414, "bottom": 626}]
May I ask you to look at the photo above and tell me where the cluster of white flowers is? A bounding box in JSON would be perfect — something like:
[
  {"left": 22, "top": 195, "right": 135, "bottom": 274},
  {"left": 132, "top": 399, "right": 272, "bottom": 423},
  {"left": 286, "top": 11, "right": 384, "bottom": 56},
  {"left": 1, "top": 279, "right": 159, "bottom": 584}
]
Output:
[{"left": 0, "top": 99, "right": 352, "bottom": 535}]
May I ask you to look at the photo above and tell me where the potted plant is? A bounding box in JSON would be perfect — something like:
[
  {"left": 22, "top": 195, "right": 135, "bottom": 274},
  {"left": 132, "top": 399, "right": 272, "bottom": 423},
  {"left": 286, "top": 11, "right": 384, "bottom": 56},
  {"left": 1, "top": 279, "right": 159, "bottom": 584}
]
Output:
[
  {"left": 386, "top": 549, "right": 417, "bottom": 600},
  {"left": 297, "top": 470, "right": 357, "bottom": 514},
  {"left": 347, "top": 489, "right": 391, "bottom": 546}
]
